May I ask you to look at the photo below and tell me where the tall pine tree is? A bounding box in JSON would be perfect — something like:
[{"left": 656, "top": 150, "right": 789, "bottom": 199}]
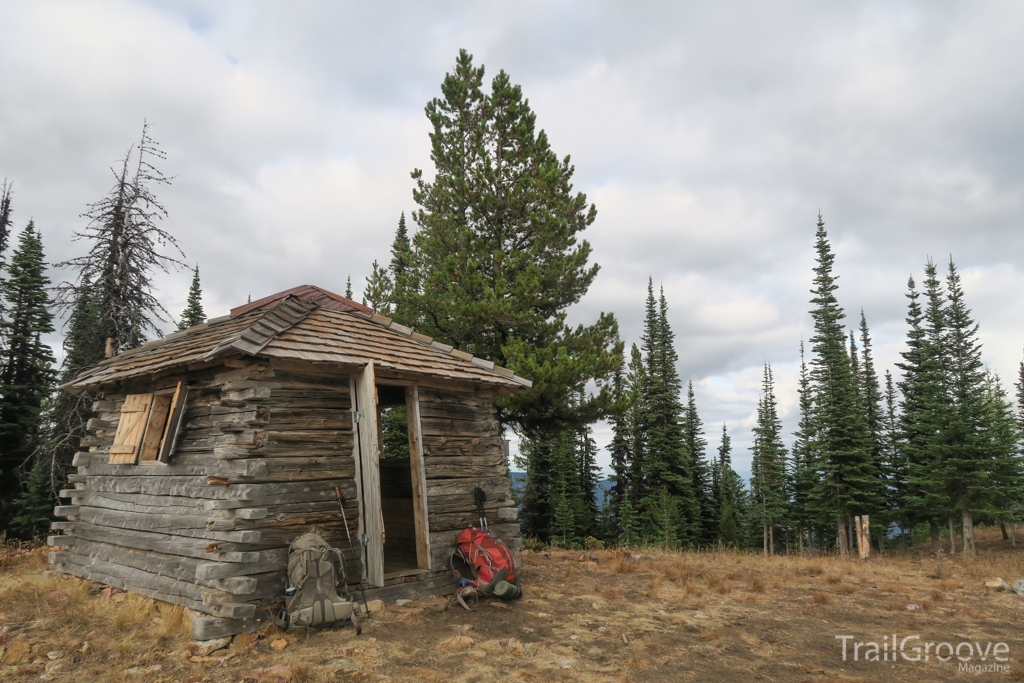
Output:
[
  {"left": 750, "top": 363, "right": 787, "bottom": 555},
  {"left": 936, "top": 258, "right": 997, "bottom": 554},
  {"left": 790, "top": 341, "right": 819, "bottom": 552},
  {"left": 683, "top": 381, "right": 716, "bottom": 545},
  {"left": 0, "top": 222, "right": 56, "bottom": 527},
  {"left": 640, "top": 282, "right": 695, "bottom": 543},
  {"left": 397, "top": 50, "right": 621, "bottom": 437},
  {"left": 806, "top": 216, "right": 874, "bottom": 557}
]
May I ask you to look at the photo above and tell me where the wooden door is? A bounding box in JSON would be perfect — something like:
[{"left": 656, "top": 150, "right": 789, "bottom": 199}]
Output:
[
  {"left": 406, "top": 386, "right": 431, "bottom": 570},
  {"left": 354, "top": 362, "right": 384, "bottom": 587}
]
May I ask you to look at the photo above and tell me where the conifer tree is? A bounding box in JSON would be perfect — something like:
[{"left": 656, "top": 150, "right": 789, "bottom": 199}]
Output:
[
  {"left": 640, "top": 282, "right": 694, "bottom": 542},
  {"left": 683, "top": 381, "right": 716, "bottom": 545},
  {"left": 805, "top": 216, "right": 874, "bottom": 557},
  {"left": 177, "top": 265, "right": 205, "bottom": 330},
  {"left": 857, "top": 311, "right": 886, "bottom": 543},
  {"left": 607, "top": 363, "right": 633, "bottom": 522},
  {"left": 58, "top": 123, "right": 183, "bottom": 357},
  {"left": 575, "top": 422, "right": 600, "bottom": 538},
  {"left": 625, "top": 343, "right": 647, "bottom": 501},
  {"left": 616, "top": 493, "right": 641, "bottom": 546},
  {"left": 981, "top": 372, "right": 1024, "bottom": 535},
  {"left": 909, "top": 260, "right": 955, "bottom": 553},
  {"left": 398, "top": 50, "right": 621, "bottom": 436},
  {"left": 936, "top": 258, "right": 998, "bottom": 554},
  {"left": 551, "top": 483, "right": 576, "bottom": 548},
  {"left": 750, "top": 363, "right": 787, "bottom": 554},
  {"left": 881, "top": 370, "right": 910, "bottom": 544},
  {"left": 362, "top": 260, "right": 393, "bottom": 315},
  {"left": 716, "top": 424, "right": 746, "bottom": 547},
  {"left": 896, "top": 274, "right": 940, "bottom": 550},
  {"left": 345, "top": 275, "right": 353, "bottom": 300},
  {"left": 10, "top": 456, "right": 53, "bottom": 538},
  {"left": 0, "top": 222, "right": 56, "bottom": 524},
  {"left": 790, "top": 341, "right": 818, "bottom": 551},
  {"left": 32, "top": 280, "right": 104, "bottom": 520}
]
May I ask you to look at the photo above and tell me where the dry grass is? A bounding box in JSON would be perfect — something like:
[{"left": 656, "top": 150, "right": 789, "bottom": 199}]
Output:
[{"left": 2, "top": 527, "right": 1023, "bottom": 682}]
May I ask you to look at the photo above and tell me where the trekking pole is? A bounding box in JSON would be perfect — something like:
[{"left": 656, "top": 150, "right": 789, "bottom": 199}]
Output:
[
  {"left": 335, "top": 484, "right": 369, "bottom": 614},
  {"left": 474, "top": 487, "right": 488, "bottom": 533}
]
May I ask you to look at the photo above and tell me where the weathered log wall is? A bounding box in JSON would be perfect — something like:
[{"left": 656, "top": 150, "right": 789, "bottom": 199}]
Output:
[
  {"left": 418, "top": 387, "right": 520, "bottom": 569},
  {"left": 50, "top": 361, "right": 361, "bottom": 636}
]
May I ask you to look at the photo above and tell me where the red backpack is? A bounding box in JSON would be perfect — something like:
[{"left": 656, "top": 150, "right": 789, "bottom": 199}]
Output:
[{"left": 455, "top": 526, "right": 517, "bottom": 586}]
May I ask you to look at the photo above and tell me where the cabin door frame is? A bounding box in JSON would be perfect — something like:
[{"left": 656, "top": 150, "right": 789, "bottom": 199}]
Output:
[{"left": 352, "top": 364, "right": 431, "bottom": 587}]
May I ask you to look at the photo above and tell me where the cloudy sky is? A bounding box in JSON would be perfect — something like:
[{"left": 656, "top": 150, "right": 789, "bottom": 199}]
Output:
[{"left": 2, "top": 1, "right": 1023, "bottom": 477}]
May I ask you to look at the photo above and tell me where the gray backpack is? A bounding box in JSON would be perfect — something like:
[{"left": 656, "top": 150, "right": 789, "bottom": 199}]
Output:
[{"left": 277, "top": 533, "right": 360, "bottom": 633}]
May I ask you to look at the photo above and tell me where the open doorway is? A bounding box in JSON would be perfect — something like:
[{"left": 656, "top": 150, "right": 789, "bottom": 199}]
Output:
[{"left": 376, "top": 384, "right": 418, "bottom": 575}]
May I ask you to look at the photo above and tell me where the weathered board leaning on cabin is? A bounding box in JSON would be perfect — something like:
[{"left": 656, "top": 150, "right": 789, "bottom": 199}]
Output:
[{"left": 48, "top": 286, "right": 530, "bottom": 640}]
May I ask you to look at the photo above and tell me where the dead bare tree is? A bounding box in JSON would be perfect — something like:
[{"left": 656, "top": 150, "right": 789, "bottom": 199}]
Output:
[{"left": 57, "top": 121, "right": 184, "bottom": 357}]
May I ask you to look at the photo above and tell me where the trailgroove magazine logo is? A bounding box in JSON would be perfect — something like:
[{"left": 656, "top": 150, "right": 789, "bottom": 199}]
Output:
[{"left": 835, "top": 635, "right": 1010, "bottom": 673}]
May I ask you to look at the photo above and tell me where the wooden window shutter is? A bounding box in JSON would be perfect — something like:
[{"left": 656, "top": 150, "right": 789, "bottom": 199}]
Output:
[
  {"left": 138, "top": 393, "right": 173, "bottom": 462},
  {"left": 157, "top": 382, "right": 188, "bottom": 463},
  {"left": 109, "top": 394, "right": 154, "bottom": 464}
]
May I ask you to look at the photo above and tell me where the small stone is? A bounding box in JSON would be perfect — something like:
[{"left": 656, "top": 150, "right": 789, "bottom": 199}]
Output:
[
  {"left": 195, "top": 636, "right": 231, "bottom": 657},
  {"left": 46, "top": 652, "right": 61, "bottom": 660},
  {"left": 906, "top": 604, "right": 921, "bottom": 611},
  {"left": 622, "top": 634, "right": 629, "bottom": 644},
  {"left": 1013, "top": 579, "right": 1024, "bottom": 596},
  {"left": 597, "top": 626, "right": 608, "bottom": 633},
  {"left": 468, "top": 649, "right": 487, "bottom": 659},
  {"left": 570, "top": 635, "right": 579, "bottom": 641},
  {"left": 270, "top": 639, "right": 288, "bottom": 650},
  {"left": 360, "top": 600, "right": 385, "bottom": 614},
  {"left": 394, "top": 599, "right": 412, "bottom": 607},
  {"left": 454, "top": 624, "right": 474, "bottom": 632},
  {"left": 534, "top": 612, "right": 551, "bottom": 618},
  {"left": 985, "top": 578, "right": 1010, "bottom": 590},
  {"left": 559, "top": 659, "right": 574, "bottom": 669},
  {"left": 329, "top": 659, "right": 362, "bottom": 673}
]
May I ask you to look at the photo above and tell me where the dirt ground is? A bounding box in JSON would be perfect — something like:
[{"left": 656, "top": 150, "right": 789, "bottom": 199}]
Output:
[{"left": 2, "top": 528, "right": 1023, "bottom": 682}]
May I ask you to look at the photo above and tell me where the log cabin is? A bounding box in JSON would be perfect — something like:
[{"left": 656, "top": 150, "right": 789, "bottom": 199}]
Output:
[{"left": 48, "top": 285, "right": 530, "bottom": 640}]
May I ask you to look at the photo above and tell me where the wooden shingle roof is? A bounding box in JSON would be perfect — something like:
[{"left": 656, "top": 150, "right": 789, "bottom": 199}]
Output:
[{"left": 65, "top": 287, "right": 532, "bottom": 393}]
